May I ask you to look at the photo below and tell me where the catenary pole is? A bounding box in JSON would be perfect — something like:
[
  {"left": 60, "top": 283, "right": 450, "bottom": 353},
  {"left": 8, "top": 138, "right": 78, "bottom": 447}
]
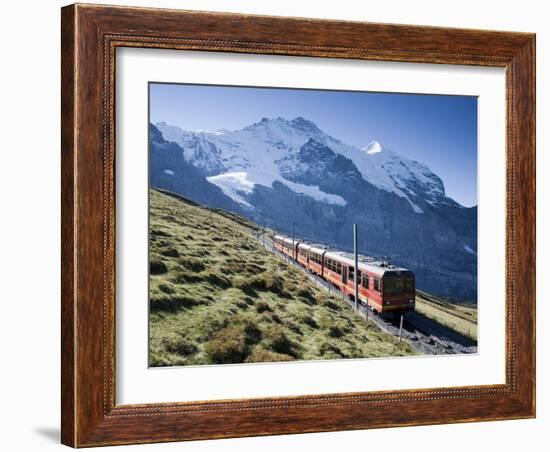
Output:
[
  {"left": 292, "top": 222, "right": 295, "bottom": 261},
  {"left": 354, "top": 223, "right": 359, "bottom": 311}
]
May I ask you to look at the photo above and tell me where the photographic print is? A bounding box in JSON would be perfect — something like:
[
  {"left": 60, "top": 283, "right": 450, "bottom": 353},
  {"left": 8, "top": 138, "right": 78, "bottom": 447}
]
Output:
[{"left": 148, "top": 83, "right": 478, "bottom": 367}]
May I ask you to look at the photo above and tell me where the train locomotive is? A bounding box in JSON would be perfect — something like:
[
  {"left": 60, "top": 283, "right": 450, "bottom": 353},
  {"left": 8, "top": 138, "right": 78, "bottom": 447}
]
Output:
[{"left": 273, "top": 234, "right": 415, "bottom": 315}]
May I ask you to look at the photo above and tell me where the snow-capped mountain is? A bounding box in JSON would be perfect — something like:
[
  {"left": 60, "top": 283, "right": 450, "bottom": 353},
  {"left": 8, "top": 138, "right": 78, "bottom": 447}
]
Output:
[
  {"left": 156, "top": 117, "right": 453, "bottom": 214},
  {"left": 151, "top": 118, "right": 477, "bottom": 300}
]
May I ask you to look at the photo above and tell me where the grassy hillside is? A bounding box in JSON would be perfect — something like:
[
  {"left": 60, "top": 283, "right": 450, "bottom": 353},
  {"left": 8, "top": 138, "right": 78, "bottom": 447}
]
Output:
[
  {"left": 415, "top": 290, "right": 477, "bottom": 341},
  {"left": 149, "top": 189, "right": 416, "bottom": 366}
]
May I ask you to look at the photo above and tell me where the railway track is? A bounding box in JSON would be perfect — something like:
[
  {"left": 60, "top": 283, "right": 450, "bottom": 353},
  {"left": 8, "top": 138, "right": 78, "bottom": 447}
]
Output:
[{"left": 255, "top": 233, "right": 477, "bottom": 356}]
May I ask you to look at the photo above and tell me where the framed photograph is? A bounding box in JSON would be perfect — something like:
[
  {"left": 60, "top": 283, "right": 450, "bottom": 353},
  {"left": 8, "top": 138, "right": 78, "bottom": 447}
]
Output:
[{"left": 61, "top": 3, "right": 536, "bottom": 447}]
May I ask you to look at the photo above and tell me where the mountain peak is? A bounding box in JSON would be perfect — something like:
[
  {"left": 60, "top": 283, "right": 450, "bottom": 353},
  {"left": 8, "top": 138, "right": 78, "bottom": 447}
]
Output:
[
  {"left": 291, "top": 116, "right": 316, "bottom": 126},
  {"left": 290, "top": 116, "right": 320, "bottom": 132},
  {"left": 243, "top": 116, "right": 324, "bottom": 141},
  {"left": 362, "top": 140, "right": 384, "bottom": 154}
]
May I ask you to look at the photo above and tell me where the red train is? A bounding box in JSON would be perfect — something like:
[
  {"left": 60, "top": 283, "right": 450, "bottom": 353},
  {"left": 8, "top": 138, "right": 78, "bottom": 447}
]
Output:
[{"left": 273, "top": 235, "right": 415, "bottom": 315}]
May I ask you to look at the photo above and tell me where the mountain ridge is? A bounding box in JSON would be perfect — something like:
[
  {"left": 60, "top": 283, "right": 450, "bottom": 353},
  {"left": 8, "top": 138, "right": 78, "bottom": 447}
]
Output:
[{"left": 150, "top": 118, "right": 477, "bottom": 301}]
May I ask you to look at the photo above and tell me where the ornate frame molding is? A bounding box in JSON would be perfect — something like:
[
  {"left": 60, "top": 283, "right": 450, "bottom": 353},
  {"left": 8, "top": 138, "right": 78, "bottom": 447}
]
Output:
[{"left": 62, "top": 4, "right": 535, "bottom": 447}]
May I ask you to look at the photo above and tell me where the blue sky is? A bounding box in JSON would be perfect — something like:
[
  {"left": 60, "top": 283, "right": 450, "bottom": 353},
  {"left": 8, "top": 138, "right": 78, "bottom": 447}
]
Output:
[{"left": 150, "top": 83, "right": 477, "bottom": 207}]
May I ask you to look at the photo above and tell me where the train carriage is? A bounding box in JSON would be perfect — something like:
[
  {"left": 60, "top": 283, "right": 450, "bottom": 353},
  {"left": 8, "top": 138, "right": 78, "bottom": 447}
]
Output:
[
  {"left": 274, "top": 234, "right": 415, "bottom": 315},
  {"left": 273, "top": 235, "right": 285, "bottom": 253},
  {"left": 296, "top": 243, "right": 311, "bottom": 268},
  {"left": 324, "top": 251, "right": 415, "bottom": 315},
  {"left": 322, "top": 251, "right": 346, "bottom": 291},
  {"left": 307, "top": 245, "right": 326, "bottom": 276},
  {"left": 273, "top": 235, "right": 299, "bottom": 260},
  {"left": 273, "top": 235, "right": 416, "bottom": 314}
]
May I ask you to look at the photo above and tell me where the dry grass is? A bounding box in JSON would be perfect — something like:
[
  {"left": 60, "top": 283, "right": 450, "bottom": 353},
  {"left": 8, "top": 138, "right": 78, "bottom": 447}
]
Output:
[{"left": 415, "top": 290, "right": 477, "bottom": 340}]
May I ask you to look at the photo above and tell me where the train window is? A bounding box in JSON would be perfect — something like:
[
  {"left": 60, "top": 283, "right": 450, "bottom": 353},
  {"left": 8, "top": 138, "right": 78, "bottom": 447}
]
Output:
[
  {"left": 357, "top": 270, "right": 362, "bottom": 284},
  {"left": 405, "top": 277, "right": 414, "bottom": 291},
  {"left": 349, "top": 266, "right": 354, "bottom": 282},
  {"left": 336, "top": 262, "right": 342, "bottom": 274},
  {"left": 384, "top": 278, "right": 404, "bottom": 294},
  {"left": 374, "top": 278, "right": 381, "bottom": 292},
  {"left": 362, "top": 275, "right": 369, "bottom": 289}
]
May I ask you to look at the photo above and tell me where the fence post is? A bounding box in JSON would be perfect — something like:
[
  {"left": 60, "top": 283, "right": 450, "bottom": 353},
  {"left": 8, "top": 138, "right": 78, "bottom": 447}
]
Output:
[{"left": 399, "top": 315, "right": 404, "bottom": 343}]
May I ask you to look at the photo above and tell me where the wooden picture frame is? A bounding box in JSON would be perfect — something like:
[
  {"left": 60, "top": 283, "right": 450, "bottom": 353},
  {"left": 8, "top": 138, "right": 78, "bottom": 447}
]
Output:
[{"left": 61, "top": 3, "right": 536, "bottom": 447}]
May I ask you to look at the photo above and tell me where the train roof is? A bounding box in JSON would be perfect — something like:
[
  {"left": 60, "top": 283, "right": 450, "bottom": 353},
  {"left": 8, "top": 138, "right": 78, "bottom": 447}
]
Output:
[
  {"left": 273, "top": 234, "right": 411, "bottom": 276},
  {"left": 276, "top": 236, "right": 300, "bottom": 247},
  {"left": 324, "top": 251, "right": 411, "bottom": 277},
  {"left": 307, "top": 244, "right": 328, "bottom": 254},
  {"left": 274, "top": 235, "right": 296, "bottom": 244}
]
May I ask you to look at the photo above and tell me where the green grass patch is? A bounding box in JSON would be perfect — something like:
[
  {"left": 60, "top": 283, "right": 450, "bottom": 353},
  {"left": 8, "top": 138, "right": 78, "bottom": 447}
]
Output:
[{"left": 148, "top": 189, "right": 417, "bottom": 366}]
